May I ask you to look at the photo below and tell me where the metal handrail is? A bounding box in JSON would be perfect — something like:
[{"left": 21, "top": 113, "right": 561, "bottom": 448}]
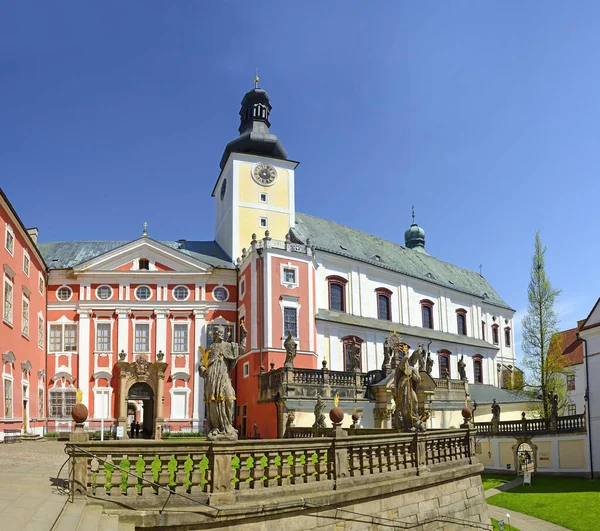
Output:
[{"left": 64, "top": 444, "right": 218, "bottom": 516}]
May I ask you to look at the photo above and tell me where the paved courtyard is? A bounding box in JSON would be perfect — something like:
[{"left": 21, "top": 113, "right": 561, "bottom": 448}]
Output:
[{"left": 0, "top": 440, "right": 70, "bottom": 531}]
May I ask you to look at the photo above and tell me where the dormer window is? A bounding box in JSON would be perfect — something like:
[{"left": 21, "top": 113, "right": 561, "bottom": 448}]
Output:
[{"left": 139, "top": 258, "right": 150, "bottom": 270}]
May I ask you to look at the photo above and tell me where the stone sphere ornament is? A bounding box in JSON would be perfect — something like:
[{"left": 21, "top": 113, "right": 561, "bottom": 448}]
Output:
[
  {"left": 352, "top": 412, "right": 360, "bottom": 423},
  {"left": 71, "top": 403, "right": 89, "bottom": 424},
  {"left": 329, "top": 407, "right": 344, "bottom": 424},
  {"left": 461, "top": 407, "right": 472, "bottom": 421}
]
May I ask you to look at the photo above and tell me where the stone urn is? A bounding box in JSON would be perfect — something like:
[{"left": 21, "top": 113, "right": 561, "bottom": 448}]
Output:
[{"left": 71, "top": 403, "right": 89, "bottom": 425}]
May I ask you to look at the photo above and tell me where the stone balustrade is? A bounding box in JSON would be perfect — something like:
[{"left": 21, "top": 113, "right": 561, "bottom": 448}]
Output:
[
  {"left": 66, "top": 428, "right": 474, "bottom": 508},
  {"left": 474, "top": 413, "right": 586, "bottom": 436}
]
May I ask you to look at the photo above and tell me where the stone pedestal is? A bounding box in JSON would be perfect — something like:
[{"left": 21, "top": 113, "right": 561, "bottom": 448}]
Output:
[{"left": 69, "top": 425, "right": 90, "bottom": 495}]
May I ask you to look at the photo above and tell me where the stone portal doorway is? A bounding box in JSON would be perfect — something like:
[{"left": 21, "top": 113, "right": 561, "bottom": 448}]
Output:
[
  {"left": 516, "top": 442, "right": 535, "bottom": 473},
  {"left": 128, "top": 382, "right": 154, "bottom": 438}
]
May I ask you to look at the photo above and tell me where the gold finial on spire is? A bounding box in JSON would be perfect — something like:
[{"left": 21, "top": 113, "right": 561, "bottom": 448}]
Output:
[
  {"left": 254, "top": 68, "right": 259, "bottom": 89},
  {"left": 411, "top": 205, "right": 415, "bottom": 224},
  {"left": 142, "top": 221, "right": 148, "bottom": 237}
]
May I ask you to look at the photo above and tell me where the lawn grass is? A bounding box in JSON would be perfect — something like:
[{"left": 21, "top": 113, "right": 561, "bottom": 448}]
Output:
[
  {"left": 482, "top": 474, "right": 515, "bottom": 491},
  {"left": 487, "top": 476, "right": 600, "bottom": 531},
  {"left": 491, "top": 518, "right": 520, "bottom": 531}
]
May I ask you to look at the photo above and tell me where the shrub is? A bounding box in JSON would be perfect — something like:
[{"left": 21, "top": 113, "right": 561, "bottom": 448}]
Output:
[{"left": 44, "top": 432, "right": 59, "bottom": 438}]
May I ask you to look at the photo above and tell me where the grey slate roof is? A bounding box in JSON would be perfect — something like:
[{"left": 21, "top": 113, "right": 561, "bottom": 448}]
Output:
[
  {"left": 292, "top": 213, "right": 512, "bottom": 310},
  {"left": 469, "top": 384, "right": 536, "bottom": 405},
  {"left": 38, "top": 240, "right": 234, "bottom": 270},
  {"left": 316, "top": 309, "right": 498, "bottom": 351}
]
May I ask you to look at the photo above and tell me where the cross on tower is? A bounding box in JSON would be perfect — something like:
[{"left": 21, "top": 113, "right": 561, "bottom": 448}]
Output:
[
  {"left": 411, "top": 205, "right": 415, "bottom": 224},
  {"left": 142, "top": 222, "right": 148, "bottom": 237},
  {"left": 254, "top": 68, "right": 259, "bottom": 89}
]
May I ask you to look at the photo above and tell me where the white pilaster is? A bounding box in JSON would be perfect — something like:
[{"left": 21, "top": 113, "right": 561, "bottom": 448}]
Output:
[
  {"left": 155, "top": 309, "right": 169, "bottom": 360},
  {"left": 193, "top": 309, "right": 206, "bottom": 425},
  {"left": 116, "top": 309, "right": 130, "bottom": 359},
  {"left": 77, "top": 309, "right": 92, "bottom": 408}
]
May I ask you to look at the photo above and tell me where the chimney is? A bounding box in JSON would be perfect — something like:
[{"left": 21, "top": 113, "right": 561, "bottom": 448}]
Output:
[{"left": 27, "top": 227, "right": 39, "bottom": 244}]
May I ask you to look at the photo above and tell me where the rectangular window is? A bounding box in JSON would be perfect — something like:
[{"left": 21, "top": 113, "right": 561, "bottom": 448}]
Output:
[
  {"left": 3, "top": 277, "right": 13, "bottom": 324},
  {"left": 96, "top": 322, "right": 111, "bottom": 352},
  {"left": 5, "top": 227, "right": 14, "bottom": 255},
  {"left": 567, "top": 374, "right": 576, "bottom": 391},
  {"left": 171, "top": 390, "right": 187, "bottom": 420},
  {"left": 259, "top": 193, "right": 267, "bottom": 203},
  {"left": 173, "top": 323, "right": 188, "bottom": 353},
  {"left": 504, "top": 328, "right": 511, "bottom": 347},
  {"left": 492, "top": 326, "right": 499, "bottom": 345},
  {"left": 22, "top": 296, "right": 29, "bottom": 337},
  {"left": 422, "top": 306, "right": 433, "bottom": 329},
  {"left": 49, "top": 389, "right": 77, "bottom": 418},
  {"left": 4, "top": 379, "right": 13, "bottom": 418},
  {"left": 283, "top": 307, "right": 298, "bottom": 337},
  {"left": 135, "top": 323, "right": 150, "bottom": 352},
  {"left": 439, "top": 356, "right": 450, "bottom": 379},
  {"left": 566, "top": 403, "right": 577, "bottom": 416},
  {"left": 377, "top": 294, "right": 390, "bottom": 321},
  {"left": 38, "top": 273, "right": 44, "bottom": 294},
  {"left": 38, "top": 316, "right": 44, "bottom": 349},
  {"left": 48, "top": 324, "right": 77, "bottom": 352},
  {"left": 64, "top": 324, "right": 77, "bottom": 351},
  {"left": 283, "top": 267, "right": 296, "bottom": 285},
  {"left": 23, "top": 252, "right": 30, "bottom": 276},
  {"left": 243, "top": 361, "right": 250, "bottom": 378},
  {"left": 259, "top": 217, "right": 268, "bottom": 228},
  {"left": 457, "top": 313, "right": 467, "bottom": 336},
  {"left": 329, "top": 284, "right": 344, "bottom": 312},
  {"left": 481, "top": 321, "right": 486, "bottom": 341},
  {"left": 94, "top": 389, "right": 110, "bottom": 419},
  {"left": 240, "top": 278, "right": 246, "bottom": 297},
  {"left": 38, "top": 388, "right": 44, "bottom": 418},
  {"left": 49, "top": 325, "right": 62, "bottom": 352}
]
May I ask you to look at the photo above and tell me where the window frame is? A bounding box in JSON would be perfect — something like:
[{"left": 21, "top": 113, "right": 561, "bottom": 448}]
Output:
[
  {"left": 48, "top": 388, "right": 77, "bottom": 419},
  {"left": 456, "top": 309, "right": 467, "bottom": 336},
  {"left": 481, "top": 321, "right": 486, "bottom": 341},
  {"left": 240, "top": 278, "right": 246, "bottom": 297},
  {"left": 492, "top": 324, "right": 499, "bottom": 345},
  {"left": 38, "top": 387, "right": 44, "bottom": 418},
  {"left": 23, "top": 249, "right": 30, "bottom": 277},
  {"left": 57, "top": 286, "right": 73, "bottom": 301},
  {"left": 504, "top": 327, "right": 511, "bottom": 347},
  {"left": 48, "top": 323, "right": 78, "bottom": 353},
  {"left": 421, "top": 299, "right": 434, "bottom": 330},
  {"left": 283, "top": 306, "right": 298, "bottom": 338},
  {"left": 3, "top": 275, "right": 13, "bottom": 325},
  {"left": 5, "top": 224, "right": 14, "bottom": 256},
  {"left": 259, "top": 216, "right": 268, "bottom": 229},
  {"left": 243, "top": 361, "right": 250, "bottom": 378},
  {"left": 473, "top": 354, "right": 483, "bottom": 384},
  {"left": 3, "top": 377, "right": 13, "bottom": 418},
  {"left": 95, "top": 321, "right": 112, "bottom": 352},
  {"left": 567, "top": 374, "right": 576, "bottom": 391},
  {"left": 134, "top": 322, "right": 151, "bottom": 353},
  {"left": 138, "top": 258, "right": 150, "bottom": 270},
  {"left": 21, "top": 294, "right": 30, "bottom": 338},
  {"left": 375, "top": 288, "right": 392, "bottom": 321},
  {"left": 172, "top": 285, "right": 190, "bottom": 301},
  {"left": 281, "top": 264, "right": 299, "bottom": 289},
  {"left": 135, "top": 285, "right": 152, "bottom": 301},
  {"left": 38, "top": 315, "right": 44, "bottom": 349},
  {"left": 212, "top": 286, "right": 229, "bottom": 302},
  {"left": 566, "top": 403, "right": 576, "bottom": 416},
  {"left": 342, "top": 336, "right": 364, "bottom": 372},
  {"left": 96, "top": 285, "right": 113, "bottom": 300},
  {"left": 38, "top": 272, "right": 44, "bottom": 295},
  {"left": 172, "top": 322, "right": 189, "bottom": 353},
  {"left": 438, "top": 350, "right": 451, "bottom": 379},
  {"left": 327, "top": 275, "right": 347, "bottom": 312},
  {"left": 259, "top": 192, "right": 268, "bottom": 203}
]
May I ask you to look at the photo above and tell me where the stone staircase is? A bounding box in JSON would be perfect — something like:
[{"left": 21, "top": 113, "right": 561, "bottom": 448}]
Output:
[{"left": 52, "top": 501, "right": 134, "bottom": 531}]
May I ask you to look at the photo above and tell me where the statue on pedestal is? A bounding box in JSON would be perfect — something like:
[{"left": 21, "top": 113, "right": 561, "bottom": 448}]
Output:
[
  {"left": 409, "top": 343, "right": 427, "bottom": 372},
  {"left": 458, "top": 355, "right": 467, "bottom": 381},
  {"left": 392, "top": 356, "right": 421, "bottom": 431},
  {"left": 425, "top": 351, "right": 434, "bottom": 375},
  {"left": 283, "top": 330, "right": 297, "bottom": 368},
  {"left": 349, "top": 342, "right": 362, "bottom": 372},
  {"left": 313, "top": 395, "right": 326, "bottom": 429},
  {"left": 199, "top": 320, "right": 247, "bottom": 441},
  {"left": 491, "top": 399, "right": 501, "bottom": 421}
]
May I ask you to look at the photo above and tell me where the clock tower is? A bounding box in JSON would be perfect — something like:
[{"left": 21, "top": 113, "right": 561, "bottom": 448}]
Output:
[{"left": 212, "top": 81, "right": 298, "bottom": 261}]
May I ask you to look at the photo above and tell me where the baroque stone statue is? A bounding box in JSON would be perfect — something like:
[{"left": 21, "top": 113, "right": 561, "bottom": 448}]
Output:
[
  {"left": 283, "top": 330, "right": 297, "bottom": 368},
  {"left": 458, "top": 355, "right": 467, "bottom": 381},
  {"left": 313, "top": 395, "right": 326, "bottom": 429},
  {"left": 425, "top": 351, "right": 434, "bottom": 375},
  {"left": 348, "top": 342, "right": 361, "bottom": 372},
  {"left": 491, "top": 399, "right": 501, "bottom": 422},
  {"left": 199, "top": 320, "right": 247, "bottom": 441},
  {"left": 409, "top": 343, "right": 427, "bottom": 372},
  {"left": 392, "top": 356, "right": 421, "bottom": 431}
]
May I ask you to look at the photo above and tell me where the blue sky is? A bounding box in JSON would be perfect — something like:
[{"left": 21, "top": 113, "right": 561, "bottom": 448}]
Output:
[{"left": 2, "top": 2, "right": 599, "bottom": 363}]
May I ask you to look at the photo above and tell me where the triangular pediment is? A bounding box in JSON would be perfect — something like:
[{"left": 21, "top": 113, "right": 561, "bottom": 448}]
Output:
[
  {"left": 581, "top": 297, "right": 600, "bottom": 331},
  {"left": 73, "top": 238, "right": 213, "bottom": 274}
]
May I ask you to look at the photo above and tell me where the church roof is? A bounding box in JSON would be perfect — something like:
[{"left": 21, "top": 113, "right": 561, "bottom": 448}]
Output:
[
  {"left": 38, "top": 240, "right": 234, "bottom": 270},
  {"left": 469, "top": 384, "right": 536, "bottom": 405},
  {"left": 292, "top": 213, "right": 512, "bottom": 311},
  {"left": 552, "top": 327, "right": 584, "bottom": 366}
]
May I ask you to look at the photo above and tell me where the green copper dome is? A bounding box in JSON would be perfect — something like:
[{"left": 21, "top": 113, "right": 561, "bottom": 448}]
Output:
[{"left": 404, "top": 223, "right": 425, "bottom": 251}]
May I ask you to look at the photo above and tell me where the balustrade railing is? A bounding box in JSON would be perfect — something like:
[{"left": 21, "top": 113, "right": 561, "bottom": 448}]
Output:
[
  {"left": 557, "top": 414, "right": 586, "bottom": 432},
  {"left": 474, "top": 413, "right": 585, "bottom": 436},
  {"left": 66, "top": 429, "right": 473, "bottom": 506}
]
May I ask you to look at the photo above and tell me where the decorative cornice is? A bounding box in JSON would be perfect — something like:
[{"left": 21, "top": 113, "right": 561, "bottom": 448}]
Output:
[
  {"left": 154, "top": 309, "right": 169, "bottom": 318},
  {"left": 21, "top": 360, "right": 32, "bottom": 373},
  {"left": 77, "top": 308, "right": 93, "bottom": 318},
  {"left": 93, "top": 370, "right": 113, "bottom": 380},
  {"left": 116, "top": 309, "right": 131, "bottom": 317},
  {"left": 171, "top": 372, "right": 190, "bottom": 382},
  {"left": 52, "top": 371, "right": 76, "bottom": 383},
  {"left": 38, "top": 369, "right": 46, "bottom": 379},
  {"left": 22, "top": 285, "right": 31, "bottom": 297},
  {"left": 3, "top": 264, "right": 15, "bottom": 279}
]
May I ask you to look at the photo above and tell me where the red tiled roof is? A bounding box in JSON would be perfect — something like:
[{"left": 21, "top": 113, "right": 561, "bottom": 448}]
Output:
[{"left": 553, "top": 327, "right": 584, "bottom": 366}]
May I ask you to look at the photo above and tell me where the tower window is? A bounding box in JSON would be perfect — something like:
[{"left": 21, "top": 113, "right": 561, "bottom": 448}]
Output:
[
  {"left": 481, "top": 321, "right": 486, "bottom": 341},
  {"left": 456, "top": 309, "right": 467, "bottom": 336},
  {"left": 259, "top": 193, "right": 267, "bottom": 203},
  {"left": 473, "top": 355, "right": 483, "bottom": 384},
  {"left": 492, "top": 324, "right": 499, "bottom": 345},
  {"left": 504, "top": 327, "right": 511, "bottom": 347},
  {"left": 139, "top": 258, "right": 149, "bottom": 270},
  {"left": 421, "top": 299, "right": 434, "bottom": 329},
  {"left": 259, "top": 217, "right": 268, "bottom": 228},
  {"left": 327, "top": 276, "right": 347, "bottom": 312},
  {"left": 283, "top": 307, "right": 298, "bottom": 337}
]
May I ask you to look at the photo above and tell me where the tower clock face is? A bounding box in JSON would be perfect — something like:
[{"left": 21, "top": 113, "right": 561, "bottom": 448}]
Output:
[
  {"left": 220, "top": 178, "right": 227, "bottom": 200},
  {"left": 252, "top": 164, "right": 277, "bottom": 186}
]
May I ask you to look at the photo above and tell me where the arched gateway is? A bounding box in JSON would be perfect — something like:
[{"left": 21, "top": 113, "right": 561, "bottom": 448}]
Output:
[{"left": 116, "top": 356, "right": 168, "bottom": 439}]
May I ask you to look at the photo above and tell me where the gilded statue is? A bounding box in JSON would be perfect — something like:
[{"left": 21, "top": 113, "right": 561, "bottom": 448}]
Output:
[{"left": 199, "top": 320, "right": 247, "bottom": 441}]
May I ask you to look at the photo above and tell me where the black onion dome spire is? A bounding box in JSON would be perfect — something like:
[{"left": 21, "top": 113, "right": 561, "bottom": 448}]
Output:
[{"left": 219, "top": 77, "right": 288, "bottom": 169}]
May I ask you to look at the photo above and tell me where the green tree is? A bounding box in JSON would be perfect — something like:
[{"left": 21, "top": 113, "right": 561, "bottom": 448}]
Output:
[{"left": 521, "top": 232, "right": 570, "bottom": 418}]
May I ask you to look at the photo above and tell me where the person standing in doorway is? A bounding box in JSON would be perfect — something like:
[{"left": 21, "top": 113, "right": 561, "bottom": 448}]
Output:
[{"left": 135, "top": 421, "right": 141, "bottom": 438}]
